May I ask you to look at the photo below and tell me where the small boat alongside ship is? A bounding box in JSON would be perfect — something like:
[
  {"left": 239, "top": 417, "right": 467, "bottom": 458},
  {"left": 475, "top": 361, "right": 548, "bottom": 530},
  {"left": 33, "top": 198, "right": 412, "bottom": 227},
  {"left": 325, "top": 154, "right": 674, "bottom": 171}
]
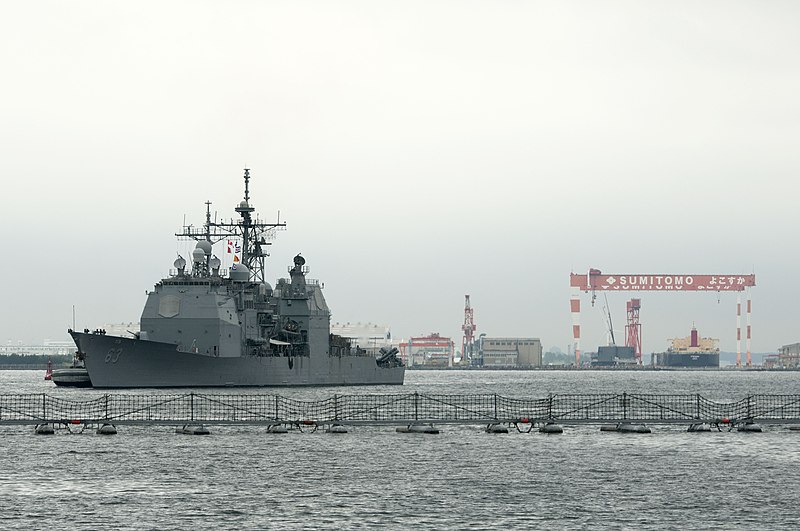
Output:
[
  {"left": 51, "top": 366, "right": 92, "bottom": 388},
  {"left": 50, "top": 352, "right": 92, "bottom": 388}
]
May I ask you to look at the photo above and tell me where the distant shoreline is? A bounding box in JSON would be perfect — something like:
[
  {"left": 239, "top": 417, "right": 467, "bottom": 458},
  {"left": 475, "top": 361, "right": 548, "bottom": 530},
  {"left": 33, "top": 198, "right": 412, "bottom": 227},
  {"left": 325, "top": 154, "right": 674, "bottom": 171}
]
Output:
[
  {"left": 407, "top": 365, "right": 799, "bottom": 372},
  {"left": 3, "top": 364, "right": 796, "bottom": 372}
]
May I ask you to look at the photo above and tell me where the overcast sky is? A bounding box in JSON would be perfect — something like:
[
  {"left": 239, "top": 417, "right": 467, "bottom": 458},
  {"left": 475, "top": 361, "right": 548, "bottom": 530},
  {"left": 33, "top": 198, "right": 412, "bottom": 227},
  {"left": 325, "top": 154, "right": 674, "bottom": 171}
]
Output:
[{"left": 1, "top": 1, "right": 798, "bottom": 354}]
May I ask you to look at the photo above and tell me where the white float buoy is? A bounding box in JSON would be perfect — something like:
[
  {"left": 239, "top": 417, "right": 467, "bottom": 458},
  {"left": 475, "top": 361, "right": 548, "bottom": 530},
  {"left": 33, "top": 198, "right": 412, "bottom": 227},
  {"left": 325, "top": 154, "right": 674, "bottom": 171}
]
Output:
[
  {"left": 539, "top": 422, "right": 563, "bottom": 434},
  {"left": 617, "top": 423, "right": 651, "bottom": 433},
  {"left": 176, "top": 425, "right": 210, "bottom": 435},
  {"left": 397, "top": 423, "right": 439, "bottom": 434},
  {"left": 602, "top": 423, "right": 651, "bottom": 433},
  {"left": 35, "top": 424, "right": 54, "bottom": 435},
  {"left": 267, "top": 424, "right": 289, "bottom": 434},
  {"left": 327, "top": 424, "right": 348, "bottom": 434},
  {"left": 96, "top": 423, "right": 117, "bottom": 435},
  {"left": 738, "top": 422, "right": 762, "bottom": 432},
  {"left": 485, "top": 423, "right": 509, "bottom": 434},
  {"left": 687, "top": 423, "right": 712, "bottom": 432}
]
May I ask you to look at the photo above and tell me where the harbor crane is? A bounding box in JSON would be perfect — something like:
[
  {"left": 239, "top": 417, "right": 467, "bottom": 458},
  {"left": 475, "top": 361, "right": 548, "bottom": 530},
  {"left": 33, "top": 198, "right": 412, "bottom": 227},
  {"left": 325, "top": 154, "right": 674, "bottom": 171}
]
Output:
[
  {"left": 625, "top": 299, "right": 642, "bottom": 364},
  {"left": 461, "top": 295, "right": 476, "bottom": 364},
  {"left": 570, "top": 270, "right": 756, "bottom": 368}
]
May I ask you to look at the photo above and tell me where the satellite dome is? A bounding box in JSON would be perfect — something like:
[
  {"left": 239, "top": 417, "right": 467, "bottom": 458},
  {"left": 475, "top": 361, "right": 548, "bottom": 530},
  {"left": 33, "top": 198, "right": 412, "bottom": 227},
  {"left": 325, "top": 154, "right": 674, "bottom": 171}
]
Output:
[
  {"left": 174, "top": 255, "right": 187, "bottom": 270},
  {"left": 239, "top": 200, "right": 249, "bottom": 209},
  {"left": 192, "top": 248, "right": 206, "bottom": 263},
  {"left": 209, "top": 256, "right": 221, "bottom": 269},
  {"left": 230, "top": 264, "right": 250, "bottom": 282},
  {"left": 196, "top": 241, "right": 212, "bottom": 255}
]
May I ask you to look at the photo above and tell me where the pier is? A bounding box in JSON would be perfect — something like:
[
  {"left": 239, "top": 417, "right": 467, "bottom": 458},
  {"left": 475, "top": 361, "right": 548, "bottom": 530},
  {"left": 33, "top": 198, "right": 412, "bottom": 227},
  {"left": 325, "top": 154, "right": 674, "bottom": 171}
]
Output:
[{"left": 3, "top": 392, "right": 800, "bottom": 432}]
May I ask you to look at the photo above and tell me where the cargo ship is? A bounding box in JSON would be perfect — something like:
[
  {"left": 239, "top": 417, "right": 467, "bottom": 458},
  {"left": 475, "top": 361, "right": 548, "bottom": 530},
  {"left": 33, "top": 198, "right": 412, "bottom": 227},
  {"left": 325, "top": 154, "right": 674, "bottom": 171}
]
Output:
[{"left": 652, "top": 326, "right": 720, "bottom": 368}]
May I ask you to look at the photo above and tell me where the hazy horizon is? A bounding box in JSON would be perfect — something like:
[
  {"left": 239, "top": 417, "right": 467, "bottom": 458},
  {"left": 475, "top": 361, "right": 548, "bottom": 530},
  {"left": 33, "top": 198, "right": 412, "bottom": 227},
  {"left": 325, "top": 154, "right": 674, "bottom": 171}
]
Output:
[{"left": 2, "top": 1, "right": 798, "bottom": 354}]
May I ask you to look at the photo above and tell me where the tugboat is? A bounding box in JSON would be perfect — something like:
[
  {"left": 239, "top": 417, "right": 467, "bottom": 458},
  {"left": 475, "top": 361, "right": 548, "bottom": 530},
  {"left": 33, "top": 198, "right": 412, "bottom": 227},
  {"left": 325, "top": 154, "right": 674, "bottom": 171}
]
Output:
[{"left": 68, "top": 168, "right": 404, "bottom": 388}]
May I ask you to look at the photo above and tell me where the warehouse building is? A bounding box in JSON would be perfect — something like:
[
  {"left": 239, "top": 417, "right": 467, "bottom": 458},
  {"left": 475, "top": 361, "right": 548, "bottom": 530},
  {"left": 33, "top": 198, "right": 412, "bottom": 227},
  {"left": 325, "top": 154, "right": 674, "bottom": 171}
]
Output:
[{"left": 476, "top": 337, "right": 543, "bottom": 368}]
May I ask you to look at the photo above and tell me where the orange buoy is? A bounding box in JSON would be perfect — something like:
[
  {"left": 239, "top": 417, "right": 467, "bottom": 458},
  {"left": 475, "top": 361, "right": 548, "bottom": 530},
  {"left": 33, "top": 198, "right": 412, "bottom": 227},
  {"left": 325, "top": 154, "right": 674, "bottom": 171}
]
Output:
[{"left": 520, "top": 417, "right": 529, "bottom": 424}]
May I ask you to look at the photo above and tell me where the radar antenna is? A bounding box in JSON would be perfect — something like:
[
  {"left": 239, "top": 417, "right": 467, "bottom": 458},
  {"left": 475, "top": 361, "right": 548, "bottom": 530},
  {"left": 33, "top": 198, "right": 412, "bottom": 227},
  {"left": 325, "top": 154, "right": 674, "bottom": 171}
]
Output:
[{"left": 175, "top": 168, "right": 287, "bottom": 282}]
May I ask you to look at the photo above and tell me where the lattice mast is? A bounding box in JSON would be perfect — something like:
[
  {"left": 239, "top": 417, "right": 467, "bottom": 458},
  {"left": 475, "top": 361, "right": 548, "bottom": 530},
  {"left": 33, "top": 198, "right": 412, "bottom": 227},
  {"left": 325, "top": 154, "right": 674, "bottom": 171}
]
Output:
[
  {"left": 625, "top": 298, "right": 642, "bottom": 364},
  {"left": 175, "top": 168, "right": 286, "bottom": 283},
  {"left": 461, "top": 295, "right": 476, "bottom": 364}
]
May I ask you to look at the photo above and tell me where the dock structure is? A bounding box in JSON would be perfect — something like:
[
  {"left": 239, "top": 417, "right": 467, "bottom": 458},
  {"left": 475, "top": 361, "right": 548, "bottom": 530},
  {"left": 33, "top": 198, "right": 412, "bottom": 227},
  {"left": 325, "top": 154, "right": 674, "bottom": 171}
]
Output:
[{"left": 2, "top": 392, "right": 800, "bottom": 431}]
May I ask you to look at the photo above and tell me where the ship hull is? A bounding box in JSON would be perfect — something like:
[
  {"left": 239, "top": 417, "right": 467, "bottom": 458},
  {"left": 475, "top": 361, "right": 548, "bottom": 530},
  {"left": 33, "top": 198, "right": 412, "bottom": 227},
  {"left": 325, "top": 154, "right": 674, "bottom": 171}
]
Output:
[
  {"left": 654, "top": 352, "right": 720, "bottom": 368},
  {"left": 70, "top": 332, "right": 405, "bottom": 388}
]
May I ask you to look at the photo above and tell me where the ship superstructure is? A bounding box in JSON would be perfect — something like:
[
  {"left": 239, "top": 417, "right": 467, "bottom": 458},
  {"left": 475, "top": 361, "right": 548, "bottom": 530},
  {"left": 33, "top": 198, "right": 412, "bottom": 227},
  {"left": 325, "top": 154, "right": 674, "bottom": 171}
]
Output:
[{"left": 69, "top": 169, "right": 404, "bottom": 387}]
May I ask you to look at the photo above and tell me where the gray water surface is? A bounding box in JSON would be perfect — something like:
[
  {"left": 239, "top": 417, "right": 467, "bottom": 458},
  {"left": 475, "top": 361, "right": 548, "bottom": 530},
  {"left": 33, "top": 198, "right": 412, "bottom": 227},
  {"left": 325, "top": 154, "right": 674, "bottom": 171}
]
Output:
[{"left": 2, "top": 370, "right": 799, "bottom": 530}]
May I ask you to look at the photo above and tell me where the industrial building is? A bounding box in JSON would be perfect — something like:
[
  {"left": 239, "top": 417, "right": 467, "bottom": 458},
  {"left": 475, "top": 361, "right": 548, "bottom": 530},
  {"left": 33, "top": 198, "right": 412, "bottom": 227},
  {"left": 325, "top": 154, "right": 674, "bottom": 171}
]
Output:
[
  {"left": 764, "top": 343, "right": 800, "bottom": 369},
  {"left": 330, "top": 322, "right": 392, "bottom": 356},
  {"left": 398, "top": 333, "right": 454, "bottom": 367},
  {"left": 1, "top": 324, "right": 139, "bottom": 356},
  {"left": 590, "top": 345, "right": 637, "bottom": 367},
  {"left": 474, "top": 337, "right": 543, "bottom": 368},
  {"left": 0, "top": 340, "right": 74, "bottom": 357}
]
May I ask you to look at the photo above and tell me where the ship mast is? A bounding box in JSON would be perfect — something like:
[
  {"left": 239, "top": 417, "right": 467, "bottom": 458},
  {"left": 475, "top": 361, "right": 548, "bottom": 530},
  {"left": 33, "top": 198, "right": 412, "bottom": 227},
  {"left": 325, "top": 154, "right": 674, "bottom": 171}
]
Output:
[{"left": 175, "top": 168, "right": 286, "bottom": 282}]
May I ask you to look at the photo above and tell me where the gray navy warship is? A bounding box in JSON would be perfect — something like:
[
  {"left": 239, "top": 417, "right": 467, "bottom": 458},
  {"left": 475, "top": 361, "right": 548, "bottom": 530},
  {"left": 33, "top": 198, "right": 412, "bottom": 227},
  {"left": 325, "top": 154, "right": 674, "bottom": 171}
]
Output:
[{"left": 69, "top": 169, "right": 404, "bottom": 388}]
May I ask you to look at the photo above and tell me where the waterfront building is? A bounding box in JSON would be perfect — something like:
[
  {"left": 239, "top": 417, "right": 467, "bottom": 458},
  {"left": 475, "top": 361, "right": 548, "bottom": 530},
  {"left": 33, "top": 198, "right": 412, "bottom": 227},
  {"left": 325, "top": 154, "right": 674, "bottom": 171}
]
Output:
[
  {"left": 590, "top": 345, "right": 637, "bottom": 367},
  {"left": 774, "top": 343, "right": 800, "bottom": 368},
  {"left": 1, "top": 340, "right": 73, "bottom": 357},
  {"left": 330, "top": 322, "right": 392, "bottom": 356},
  {"left": 477, "top": 337, "right": 543, "bottom": 368},
  {"left": 398, "top": 333, "right": 454, "bottom": 367}
]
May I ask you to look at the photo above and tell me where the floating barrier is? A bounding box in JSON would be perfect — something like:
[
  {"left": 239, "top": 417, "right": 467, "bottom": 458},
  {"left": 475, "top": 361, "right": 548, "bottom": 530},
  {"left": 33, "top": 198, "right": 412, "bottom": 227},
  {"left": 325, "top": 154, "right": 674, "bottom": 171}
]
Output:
[{"left": 1, "top": 392, "right": 798, "bottom": 433}]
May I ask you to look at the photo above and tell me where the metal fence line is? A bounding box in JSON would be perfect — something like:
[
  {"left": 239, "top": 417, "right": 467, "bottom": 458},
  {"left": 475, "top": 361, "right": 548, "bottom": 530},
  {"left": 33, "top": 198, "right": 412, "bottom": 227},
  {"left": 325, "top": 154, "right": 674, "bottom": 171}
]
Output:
[{"left": 3, "top": 393, "right": 800, "bottom": 426}]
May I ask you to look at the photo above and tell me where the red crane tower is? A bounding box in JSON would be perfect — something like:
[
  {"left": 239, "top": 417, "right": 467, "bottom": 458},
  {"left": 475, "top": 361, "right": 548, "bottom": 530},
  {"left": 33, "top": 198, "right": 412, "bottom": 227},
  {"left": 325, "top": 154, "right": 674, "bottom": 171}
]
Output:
[
  {"left": 461, "top": 295, "right": 476, "bottom": 364},
  {"left": 625, "top": 298, "right": 642, "bottom": 364}
]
